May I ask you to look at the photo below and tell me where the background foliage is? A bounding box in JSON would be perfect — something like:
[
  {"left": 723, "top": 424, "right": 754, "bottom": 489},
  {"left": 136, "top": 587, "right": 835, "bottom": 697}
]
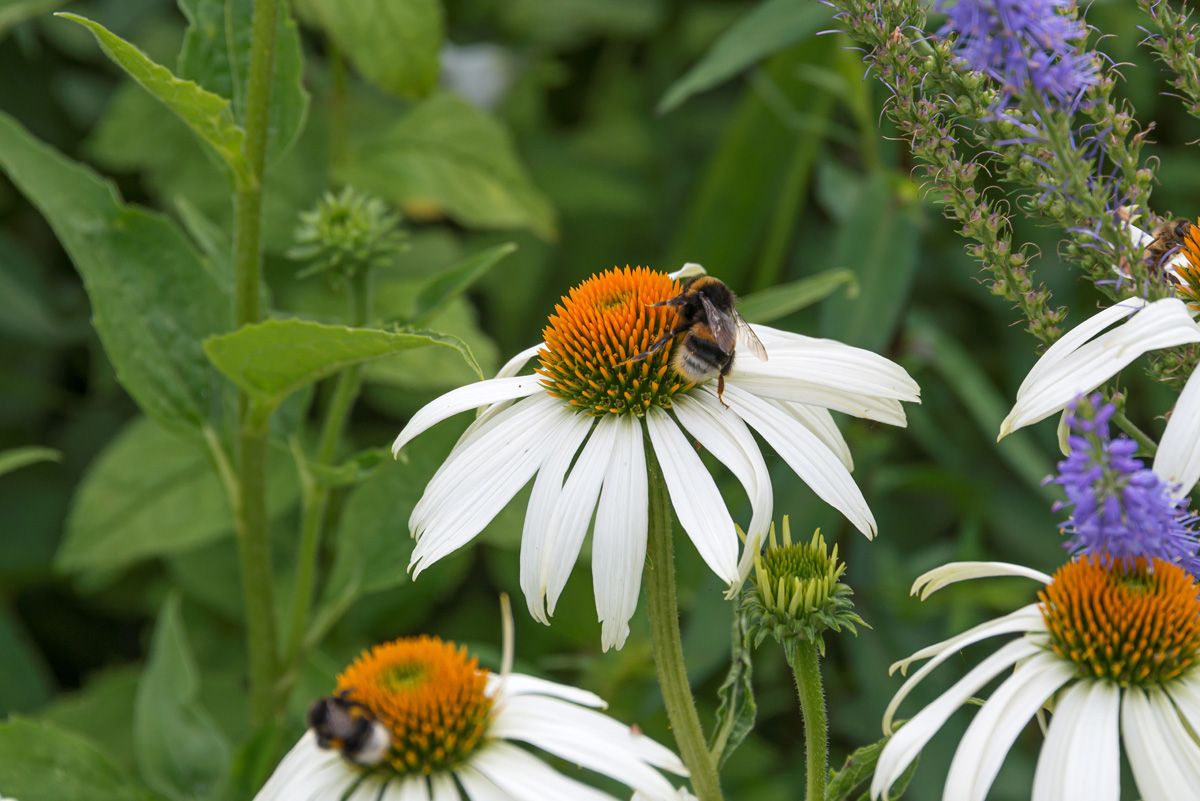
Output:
[{"left": 0, "top": 0, "right": 1188, "bottom": 798}]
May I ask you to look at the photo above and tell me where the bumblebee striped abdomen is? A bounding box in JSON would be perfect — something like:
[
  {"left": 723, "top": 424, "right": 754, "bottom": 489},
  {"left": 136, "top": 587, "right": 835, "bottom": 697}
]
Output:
[{"left": 671, "top": 324, "right": 733, "bottom": 384}]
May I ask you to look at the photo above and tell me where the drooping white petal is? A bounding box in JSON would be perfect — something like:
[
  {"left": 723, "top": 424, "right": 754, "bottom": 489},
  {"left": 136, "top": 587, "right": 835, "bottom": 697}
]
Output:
[
  {"left": 871, "top": 637, "right": 1043, "bottom": 800},
  {"left": 1122, "top": 687, "right": 1200, "bottom": 801},
  {"left": 727, "top": 374, "right": 912, "bottom": 426},
  {"left": 884, "top": 607, "right": 1045, "bottom": 733},
  {"left": 1032, "top": 680, "right": 1120, "bottom": 801},
  {"left": 253, "top": 732, "right": 357, "bottom": 801},
  {"left": 463, "top": 343, "right": 547, "bottom": 439},
  {"left": 390, "top": 777, "right": 430, "bottom": 801},
  {"left": 469, "top": 742, "right": 622, "bottom": 801},
  {"left": 429, "top": 774, "right": 462, "bottom": 801},
  {"left": 910, "top": 561, "right": 1052, "bottom": 601},
  {"left": 1165, "top": 675, "right": 1200, "bottom": 735},
  {"left": 542, "top": 414, "right": 621, "bottom": 616},
  {"left": 409, "top": 395, "right": 567, "bottom": 576},
  {"left": 518, "top": 412, "right": 593, "bottom": 623},
  {"left": 722, "top": 385, "right": 877, "bottom": 539},
  {"left": 672, "top": 393, "right": 773, "bottom": 583},
  {"left": 392, "top": 375, "right": 544, "bottom": 455},
  {"left": 1155, "top": 364, "right": 1200, "bottom": 496},
  {"left": 779, "top": 402, "right": 853, "bottom": 470},
  {"left": 493, "top": 695, "right": 681, "bottom": 798},
  {"left": 489, "top": 671, "right": 607, "bottom": 709},
  {"left": 644, "top": 406, "right": 739, "bottom": 584},
  {"left": 943, "top": 653, "right": 1074, "bottom": 801},
  {"left": 1001, "top": 298, "right": 1200, "bottom": 437},
  {"left": 455, "top": 765, "right": 511, "bottom": 801},
  {"left": 592, "top": 416, "right": 649, "bottom": 651},
  {"left": 1018, "top": 298, "right": 1148, "bottom": 394}
]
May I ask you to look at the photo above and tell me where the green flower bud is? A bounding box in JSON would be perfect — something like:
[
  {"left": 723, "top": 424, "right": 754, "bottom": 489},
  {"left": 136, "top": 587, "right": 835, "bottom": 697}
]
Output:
[{"left": 289, "top": 187, "right": 408, "bottom": 280}]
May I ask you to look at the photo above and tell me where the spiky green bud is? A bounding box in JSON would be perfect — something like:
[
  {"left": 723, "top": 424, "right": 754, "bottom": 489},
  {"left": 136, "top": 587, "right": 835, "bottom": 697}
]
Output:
[{"left": 289, "top": 187, "right": 408, "bottom": 280}]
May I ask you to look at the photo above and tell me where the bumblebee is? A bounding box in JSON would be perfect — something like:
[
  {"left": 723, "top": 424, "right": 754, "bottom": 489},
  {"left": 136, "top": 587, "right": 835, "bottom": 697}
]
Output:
[
  {"left": 632, "top": 273, "right": 767, "bottom": 404},
  {"left": 307, "top": 692, "right": 391, "bottom": 766},
  {"left": 1146, "top": 216, "right": 1192, "bottom": 267}
]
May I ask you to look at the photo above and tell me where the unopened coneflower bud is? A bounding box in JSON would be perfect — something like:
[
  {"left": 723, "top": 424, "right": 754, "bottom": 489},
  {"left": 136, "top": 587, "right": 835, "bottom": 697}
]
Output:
[{"left": 289, "top": 186, "right": 408, "bottom": 280}]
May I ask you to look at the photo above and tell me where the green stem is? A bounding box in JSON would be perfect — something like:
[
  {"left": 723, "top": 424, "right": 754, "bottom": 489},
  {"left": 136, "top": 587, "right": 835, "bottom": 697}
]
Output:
[
  {"left": 1114, "top": 409, "right": 1158, "bottom": 456},
  {"left": 789, "top": 642, "right": 828, "bottom": 801},
  {"left": 231, "top": 0, "right": 282, "bottom": 727},
  {"left": 283, "top": 268, "right": 371, "bottom": 672},
  {"left": 644, "top": 453, "right": 725, "bottom": 801}
]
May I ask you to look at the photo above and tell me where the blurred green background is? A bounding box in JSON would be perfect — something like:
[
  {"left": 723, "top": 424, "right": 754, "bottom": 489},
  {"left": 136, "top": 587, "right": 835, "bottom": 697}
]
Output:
[{"left": 0, "top": 0, "right": 1190, "bottom": 798}]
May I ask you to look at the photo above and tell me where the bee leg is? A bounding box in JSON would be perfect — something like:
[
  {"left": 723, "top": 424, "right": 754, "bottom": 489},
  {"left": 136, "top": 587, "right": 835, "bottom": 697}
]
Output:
[
  {"left": 716, "top": 354, "right": 734, "bottom": 408},
  {"left": 627, "top": 324, "right": 688, "bottom": 363}
]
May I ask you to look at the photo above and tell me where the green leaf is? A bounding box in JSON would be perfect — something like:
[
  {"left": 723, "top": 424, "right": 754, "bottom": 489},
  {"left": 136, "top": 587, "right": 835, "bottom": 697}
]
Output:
[
  {"left": 738, "top": 268, "right": 858, "bottom": 324},
  {"left": 40, "top": 667, "right": 141, "bottom": 776},
  {"left": 707, "top": 604, "right": 757, "bottom": 767},
  {"left": 0, "top": 232, "right": 65, "bottom": 342},
  {"left": 58, "top": 418, "right": 298, "bottom": 575},
  {"left": 134, "top": 595, "right": 229, "bottom": 801},
  {"left": 306, "top": 447, "right": 392, "bottom": 489},
  {"left": 411, "top": 242, "right": 517, "bottom": 326},
  {"left": 302, "top": 0, "right": 442, "bottom": 98},
  {"left": 0, "top": 446, "right": 60, "bottom": 478},
  {"left": 338, "top": 93, "right": 556, "bottom": 239},
  {"left": 0, "top": 718, "right": 154, "bottom": 801},
  {"left": 829, "top": 734, "right": 918, "bottom": 801},
  {"left": 819, "top": 173, "right": 923, "bottom": 352},
  {"left": 177, "top": 0, "right": 309, "bottom": 163},
  {"left": 0, "top": 605, "right": 53, "bottom": 715},
  {"left": 0, "top": 112, "right": 231, "bottom": 431},
  {"left": 204, "top": 318, "right": 483, "bottom": 411},
  {"left": 658, "top": 0, "right": 830, "bottom": 113},
  {"left": 0, "top": 0, "right": 67, "bottom": 37},
  {"left": 56, "top": 12, "right": 250, "bottom": 184}
]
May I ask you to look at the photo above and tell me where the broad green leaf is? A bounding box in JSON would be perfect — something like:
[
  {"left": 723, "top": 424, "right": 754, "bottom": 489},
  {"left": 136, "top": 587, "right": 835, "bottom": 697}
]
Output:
[
  {"left": 0, "top": 718, "right": 154, "bottom": 801},
  {"left": 0, "top": 446, "right": 60, "bottom": 478},
  {"left": 411, "top": 242, "right": 517, "bottom": 326},
  {"left": 0, "top": 0, "right": 66, "bottom": 36},
  {"left": 827, "top": 734, "right": 888, "bottom": 801},
  {"left": 134, "top": 595, "right": 229, "bottom": 801},
  {"left": 0, "top": 113, "right": 231, "bottom": 431},
  {"left": 58, "top": 418, "right": 298, "bottom": 574},
  {"left": 819, "top": 173, "right": 923, "bottom": 352},
  {"left": 0, "top": 232, "right": 63, "bottom": 341},
  {"left": 302, "top": 0, "right": 442, "bottom": 98},
  {"left": 707, "top": 603, "right": 757, "bottom": 767},
  {"left": 40, "top": 667, "right": 141, "bottom": 776},
  {"left": 338, "top": 93, "right": 556, "bottom": 239},
  {"left": 177, "top": 0, "right": 309, "bottom": 163},
  {"left": 204, "top": 318, "right": 483, "bottom": 410},
  {"left": 56, "top": 13, "right": 250, "bottom": 184},
  {"left": 0, "top": 605, "right": 53, "bottom": 715},
  {"left": 739, "top": 269, "right": 858, "bottom": 324},
  {"left": 499, "top": 0, "right": 663, "bottom": 48},
  {"left": 658, "top": 0, "right": 830, "bottom": 113}
]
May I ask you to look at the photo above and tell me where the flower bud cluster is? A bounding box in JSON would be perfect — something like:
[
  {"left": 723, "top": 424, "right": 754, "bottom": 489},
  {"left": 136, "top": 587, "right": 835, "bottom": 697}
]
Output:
[{"left": 289, "top": 187, "right": 408, "bottom": 281}]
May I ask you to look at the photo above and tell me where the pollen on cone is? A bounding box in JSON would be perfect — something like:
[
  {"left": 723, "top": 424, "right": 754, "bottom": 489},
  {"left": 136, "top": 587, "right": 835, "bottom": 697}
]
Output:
[{"left": 1173, "top": 220, "right": 1200, "bottom": 309}]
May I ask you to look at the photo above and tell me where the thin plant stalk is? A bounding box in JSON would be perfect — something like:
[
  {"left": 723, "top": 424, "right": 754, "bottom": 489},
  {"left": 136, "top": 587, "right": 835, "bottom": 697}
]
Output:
[
  {"left": 644, "top": 451, "right": 726, "bottom": 801},
  {"left": 231, "top": 0, "right": 282, "bottom": 726},
  {"left": 789, "top": 642, "right": 828, "bottom": 801}
]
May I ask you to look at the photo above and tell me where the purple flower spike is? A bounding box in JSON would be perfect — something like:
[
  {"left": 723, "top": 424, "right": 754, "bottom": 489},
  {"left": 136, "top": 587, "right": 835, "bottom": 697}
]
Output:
[
  {"left": 1053, "top": 394, "right": 1200, "bottom": 574},
  {"left": 938, "top": 0, "right": 1099, "bottom": 105}
]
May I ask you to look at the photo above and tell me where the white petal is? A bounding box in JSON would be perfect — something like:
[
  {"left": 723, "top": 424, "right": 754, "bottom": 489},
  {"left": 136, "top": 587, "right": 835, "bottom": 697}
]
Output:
[
  {"left": 489, "top": 672, "right": 606, "bottom": 708},
  {"left": 394, "top": 777, "right": 431, "bottom": 801},
  {"left": 493, "top": 695, "right": 681, "bottom": 797},
  {"left": 1155, "top": 365, "right": 1200, "bottom": 496},
  {"left": 943, "top": 653, "right": 1074, "bottom": 801},
  {"left": 592, "top": 417, "right": 649, "bottom": 651},
  {"left": 253, "top": 732, "right": 360, "bottom": 801},
  {"left": 721, "top": 385, "right": 877, "bottom": 539},
  {"left": 455, "top": 766, "right": 510, "bottom": 801},
  {"left": 645, "top": 406, "right": 739, "bottom": 584},
  {"left": 870, "top": 637, "right": 1042, "bottom": 800},
  {"left": 518, "top": 412, "right": 593, "bottom": 623},
  {"left": 910, "top": 561, "right": 1052, "bottom": 601},
  {"left": 1018, "top": 298, "right": 1147, "bottom": 394},
  {"left": 727, "top": 375, "right": 911, "bottom": 426},
  {"left": 668, "top": 262, "right": 707, "bottom": 281},
  {"left": 430, "top": 774, "right": 462, "bottom": 801},
  {"left": 542, "top": 414, "right": 621, "bottom": 615},
  {"left": 1001, "top": 298, "right": 1200, "bottom": 436},
  {"left": 409, "top": 396, "right": 566, "bottom": 576},
  {"left": 1032, "top": 681, "right": 1120, "bottom": 801},
  {"left": 1165, "top": 675, "right": 1200, "bottom": 735},
  {"left": 672, "top": 393, "right": 773, "bottom": 583},
  {"left": 469, "top": 742, "right": 621, "bottom": 801},
  {"left": 1122, "top": 687, "right": 1200, "bottom": 801},
  {"left": 883, "top": 606, "right": 1045, "bottom": 733},
  {"left": 392, "top": 375, "right": 544, "bottom": 455},
  {"left": 779, "top": 402, "right": 853, "bottom": 470},
  {"left": 496, "top": 344, "right": 543, "bottom": 379}
]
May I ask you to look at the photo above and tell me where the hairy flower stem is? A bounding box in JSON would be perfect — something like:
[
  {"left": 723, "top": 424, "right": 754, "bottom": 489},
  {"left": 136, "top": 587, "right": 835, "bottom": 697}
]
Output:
[
  {"left": 645, "top": 453, "right": 725, "bottom": 801},
  {"left": 232, "top": 0, "right": 281, "bottom": 726},
  {"left": 283, "top": 267, "right": 372, "bottom": 675},
  {"left": 789, "top": 642, "right": 828, "bottom": 801}
]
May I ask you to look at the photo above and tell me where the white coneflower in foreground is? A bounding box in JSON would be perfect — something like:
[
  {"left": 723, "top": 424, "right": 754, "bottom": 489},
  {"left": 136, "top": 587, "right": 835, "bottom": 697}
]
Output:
[
  {"left": 873, "top": 400, "right": 1200, "bottom": 801},
  {"left": 255, "top": 622, "right": 687, "bottom": 801},
  {"left": 391, "top": 265, "right": 919, "bottom": 649},
  {"left": 1000, "top": 219, "right": 1200, "bottom": 493}
]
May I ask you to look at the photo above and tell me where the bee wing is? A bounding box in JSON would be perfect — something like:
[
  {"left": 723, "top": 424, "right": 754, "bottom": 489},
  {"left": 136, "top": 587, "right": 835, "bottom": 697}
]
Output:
[
  {"left": 735, "top": 313, "right": 768, "bottom": 361},
  {"left": 700, "top": 293, "right": 739, "bottom": 352}
]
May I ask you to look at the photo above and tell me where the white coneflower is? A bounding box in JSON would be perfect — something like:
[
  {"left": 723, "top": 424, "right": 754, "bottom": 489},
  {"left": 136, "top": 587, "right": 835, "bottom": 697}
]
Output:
[
  {"left": 255, "top": 632, "right": 687, "bottom": 801},
  {"left": 391, "top": 265, "right": 919, "bottom": 650},
  {"left": 1000, "top": 221, "right": 1200, "bottom": 494},
  {"left": 873, "top": 402, "right": 1200, "bottom": 801}
]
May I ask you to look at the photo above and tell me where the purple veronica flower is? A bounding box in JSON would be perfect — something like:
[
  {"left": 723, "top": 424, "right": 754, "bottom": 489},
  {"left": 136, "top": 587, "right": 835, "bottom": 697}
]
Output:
[
  {"left": 938, "top": 0, "right": 1098, "bottom": 104},
  {"left": 1052, "top": 395, "right": 1200, "bottom": 574}
]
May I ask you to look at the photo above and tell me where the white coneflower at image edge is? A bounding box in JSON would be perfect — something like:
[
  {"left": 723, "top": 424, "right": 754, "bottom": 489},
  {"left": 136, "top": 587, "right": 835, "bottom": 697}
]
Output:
[{"left": 390, "top": 264, "right": 920, "bottom": 650}]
